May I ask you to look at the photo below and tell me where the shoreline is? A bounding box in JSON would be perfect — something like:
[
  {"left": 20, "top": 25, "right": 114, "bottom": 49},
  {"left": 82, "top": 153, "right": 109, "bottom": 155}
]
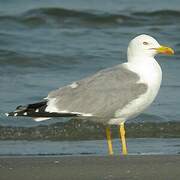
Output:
[
  {"left": 0, "top": 121, "right": 180, "bottom": 140},
  {"left": 0, "top": 155, "right": 180, "bottom": 180},
  {"left": 0, "top": 138, "right": 179, "bottom": 156}
]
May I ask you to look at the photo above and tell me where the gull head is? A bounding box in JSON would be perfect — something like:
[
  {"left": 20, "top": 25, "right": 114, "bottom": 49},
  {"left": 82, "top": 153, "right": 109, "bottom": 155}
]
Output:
[{"left": 128, "top": 34, "right": 174, "bottom": 60}]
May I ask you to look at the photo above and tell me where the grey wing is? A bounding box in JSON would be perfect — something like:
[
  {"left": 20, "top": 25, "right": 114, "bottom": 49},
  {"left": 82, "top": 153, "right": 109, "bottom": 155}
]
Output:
[{"left": 46, "top": 64, "right": 147, "bottom": 119}]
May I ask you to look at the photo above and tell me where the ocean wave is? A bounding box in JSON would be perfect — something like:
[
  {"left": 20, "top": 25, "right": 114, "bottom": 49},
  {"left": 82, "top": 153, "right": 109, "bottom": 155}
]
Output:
[
  {"left": 133, "top": 10, "right": 180, "bottom": 17},
  {"left": 0, "top": 120, "right": 180, "bottom": 140},
  {"left": 0, "top": 49, "right": 81, "bottom": 69},
  {"left": 22, "top": 7, "right": 134, "bottom": 25},
  {"left": 1, "top": 8, "right": 179, "bottom": 28}
]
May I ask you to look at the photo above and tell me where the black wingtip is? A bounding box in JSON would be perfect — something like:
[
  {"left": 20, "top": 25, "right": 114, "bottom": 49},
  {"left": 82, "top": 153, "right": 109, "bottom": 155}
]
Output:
[
  {"left": 6, "top": 101, "right": 82, "bottom": 118},
  {"left": 5, "top": 111, "right": 20, "bottom": 117}
]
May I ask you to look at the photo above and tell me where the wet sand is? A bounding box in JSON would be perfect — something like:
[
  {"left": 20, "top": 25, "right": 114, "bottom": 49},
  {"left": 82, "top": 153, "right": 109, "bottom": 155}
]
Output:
[{"left": 0, "top": 155, "right": 180, "bottom": 180}]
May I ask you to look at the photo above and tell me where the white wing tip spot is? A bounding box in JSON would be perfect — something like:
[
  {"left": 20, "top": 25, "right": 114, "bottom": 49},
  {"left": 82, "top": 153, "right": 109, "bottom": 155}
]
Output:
[
  {"left": 5, "top": 113, "right": 9, "bottom": 116},
  {"left": 23, "top": 112, "right": 27, "bottom": 115},
  {"left": 35, "top": 109, "right": 39, "bottom": 112},
  {"left": 14, "top": 113, "right": 18, "bottom": 116}
]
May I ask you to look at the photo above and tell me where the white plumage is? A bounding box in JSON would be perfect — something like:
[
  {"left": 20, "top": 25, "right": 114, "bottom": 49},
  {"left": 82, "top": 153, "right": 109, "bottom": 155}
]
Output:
[
  {"left": 6, "top": 34, "right": 174, "bottom": 125},
  {"left": 6, "top": 34, "right": 174, "bottom": 155}
]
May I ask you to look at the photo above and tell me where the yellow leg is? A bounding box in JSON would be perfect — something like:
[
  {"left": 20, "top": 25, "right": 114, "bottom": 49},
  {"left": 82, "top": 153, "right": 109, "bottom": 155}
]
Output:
[
  {"left": 106, "top": 126, "right": 114, "bottom": 155},
  {"left": 119, "top": 122, "right": 128, "bottom": 155}
]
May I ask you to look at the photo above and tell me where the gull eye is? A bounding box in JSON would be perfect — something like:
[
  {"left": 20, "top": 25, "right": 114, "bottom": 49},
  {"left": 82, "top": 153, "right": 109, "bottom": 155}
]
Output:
[{"left": 143, "top": 41, "right": 149, "bottom": 45}]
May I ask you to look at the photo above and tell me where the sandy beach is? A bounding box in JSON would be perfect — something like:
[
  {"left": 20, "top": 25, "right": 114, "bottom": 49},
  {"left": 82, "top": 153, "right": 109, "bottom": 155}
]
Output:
[{"left": 0, "top": 155, "right": 180, "bottom": 180}]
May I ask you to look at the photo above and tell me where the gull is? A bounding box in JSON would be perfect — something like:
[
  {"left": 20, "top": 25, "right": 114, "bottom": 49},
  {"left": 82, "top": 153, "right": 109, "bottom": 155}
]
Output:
[{"left": 6, "top": 34, "right": 174, "bottom": 155}]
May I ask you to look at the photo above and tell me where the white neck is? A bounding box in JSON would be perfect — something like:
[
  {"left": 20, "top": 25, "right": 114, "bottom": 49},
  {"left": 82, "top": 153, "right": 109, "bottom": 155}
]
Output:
[
  {"left": 123, "top": 55, "right": 162, "bottom": 118},
  {"left": 126, "top": 55, "right": 162, "bottom": 87},
  {"left": 128, "top": 52, "right": 154, "bottom": 63}
]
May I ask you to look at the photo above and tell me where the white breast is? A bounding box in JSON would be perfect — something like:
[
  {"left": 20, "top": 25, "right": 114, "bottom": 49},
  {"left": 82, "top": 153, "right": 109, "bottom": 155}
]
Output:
[{"left": 109, "top": 58, "right": 162, "bottom": 125}]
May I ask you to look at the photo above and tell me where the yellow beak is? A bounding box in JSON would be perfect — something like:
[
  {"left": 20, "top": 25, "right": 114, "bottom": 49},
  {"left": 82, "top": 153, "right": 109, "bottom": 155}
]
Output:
[{"left": 155, "top": 46, "right": 174, "bottom": 55}]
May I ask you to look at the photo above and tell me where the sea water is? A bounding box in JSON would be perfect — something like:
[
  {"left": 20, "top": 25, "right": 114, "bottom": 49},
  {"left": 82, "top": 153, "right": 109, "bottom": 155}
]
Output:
[{"left": 0, "top": 0, "right": 180, "bottom": 155}]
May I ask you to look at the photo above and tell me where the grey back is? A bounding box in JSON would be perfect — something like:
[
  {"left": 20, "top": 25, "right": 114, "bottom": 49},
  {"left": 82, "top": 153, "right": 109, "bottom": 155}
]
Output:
[{"left": 47, "top": 64, "right": 147, "bottom": 120}]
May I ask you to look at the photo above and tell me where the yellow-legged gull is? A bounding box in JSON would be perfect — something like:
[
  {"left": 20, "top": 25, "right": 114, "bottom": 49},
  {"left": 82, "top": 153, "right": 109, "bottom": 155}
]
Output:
[{"left": 6, "top": 34, "right": 174, "bottom": 155}]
